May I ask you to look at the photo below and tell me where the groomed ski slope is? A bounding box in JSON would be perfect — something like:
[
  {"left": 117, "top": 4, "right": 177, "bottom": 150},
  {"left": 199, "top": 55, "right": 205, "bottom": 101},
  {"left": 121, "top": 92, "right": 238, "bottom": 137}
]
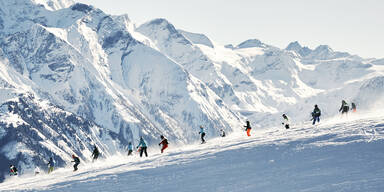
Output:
[{"left": 1, "top": 113, "right": 384, "bottom": 192}]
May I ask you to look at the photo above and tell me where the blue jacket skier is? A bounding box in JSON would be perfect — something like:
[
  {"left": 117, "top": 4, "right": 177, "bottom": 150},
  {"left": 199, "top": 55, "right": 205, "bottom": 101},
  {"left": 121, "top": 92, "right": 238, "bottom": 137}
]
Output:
[
  {"left": 199, "top": 126, "right": 206, "bottom": 144},
  {"left": 137, "top": 137, "right": 148, "bottom": 157},
  {"left": 127, "top": 142, "right": 133, "bottom": 156}
]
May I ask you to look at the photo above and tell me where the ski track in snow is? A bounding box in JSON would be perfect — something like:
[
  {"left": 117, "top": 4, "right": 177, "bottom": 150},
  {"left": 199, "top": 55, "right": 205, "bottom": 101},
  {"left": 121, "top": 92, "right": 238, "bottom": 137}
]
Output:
[{"left": 1, "top": 114, "right": 384, "bottom": 192}]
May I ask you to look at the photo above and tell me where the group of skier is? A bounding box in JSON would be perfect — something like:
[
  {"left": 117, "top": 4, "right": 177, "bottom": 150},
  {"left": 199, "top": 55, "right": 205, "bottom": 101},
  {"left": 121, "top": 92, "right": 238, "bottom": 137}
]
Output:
[
  {"left": 9, "top": 147, "right": 92, "bottom": 176},
  {"left": 8, "top": 100, "right": 358, "bottom": 177}
]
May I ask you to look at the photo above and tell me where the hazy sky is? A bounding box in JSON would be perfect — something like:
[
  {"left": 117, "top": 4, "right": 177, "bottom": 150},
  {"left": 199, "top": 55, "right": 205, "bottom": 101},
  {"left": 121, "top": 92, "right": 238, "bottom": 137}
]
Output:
[{"left": 76, "top": 0, "right": 384, "bottom": 58}]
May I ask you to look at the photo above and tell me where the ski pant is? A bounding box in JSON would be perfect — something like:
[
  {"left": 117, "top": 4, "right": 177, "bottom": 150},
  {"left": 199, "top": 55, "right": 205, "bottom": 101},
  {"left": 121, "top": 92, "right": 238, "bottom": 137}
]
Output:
[
  {"left": 128, "top": 150, "right": 133, "bottom": 156},
  {"left": 140, "top": 147, "right": 148, "bottom": 157},
  {"left": 246, "top": 128, "right": 251, "bottom": 136},
  {"left": 161, "top": 144, "right": 168, "bottom": 153},
  {"left": 48, "top": 166, "right": 54, "bottom": 174},
  {"left": 342, "top": 106, "right": 349, "bottom": 114},
  {"left": 201, "top": 133, "right": 206, "bottom": 143},
  {"left": 312, "top": 116, "right": 320, "bottom": 125},
  {"left": 73, "top": 162, "right": 79, "bottom": 171}
]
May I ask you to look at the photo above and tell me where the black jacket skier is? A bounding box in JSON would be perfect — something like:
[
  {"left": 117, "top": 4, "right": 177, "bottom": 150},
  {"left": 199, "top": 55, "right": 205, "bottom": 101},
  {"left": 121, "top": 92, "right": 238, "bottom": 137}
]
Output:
[
  {"left": 282, "top": 114, "right": 290, "bottom": 129},
  {"left": 92, "top": 145, "right": 100, "bottom": 161},
  {"left": 10, "top": 165, "right": 18, "bottom": 176},
  {"left": 339, "top": 100, "right": 349, "bottom": 114},
  {"left": 71, "top": 154, "right": 80, "bottom": 171},
  {"left": 220, "top": 129, "right": 226, "bottom": 137},
  {"left": 312, "top": 105, "right": 321, "bottom": 125}
]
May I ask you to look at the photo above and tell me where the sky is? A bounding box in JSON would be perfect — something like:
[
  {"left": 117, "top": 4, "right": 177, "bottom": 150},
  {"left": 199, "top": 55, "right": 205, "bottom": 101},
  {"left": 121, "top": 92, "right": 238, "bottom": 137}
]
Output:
[{"left": 75, "top": 0, "right": 384, "bottom": 58}]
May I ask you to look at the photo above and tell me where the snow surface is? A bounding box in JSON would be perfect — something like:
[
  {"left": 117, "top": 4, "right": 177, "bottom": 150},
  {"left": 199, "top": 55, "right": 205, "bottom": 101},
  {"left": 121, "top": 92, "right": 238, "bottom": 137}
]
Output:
[{"left": 1, "top": 113, "right": 383, "bottom": 191}]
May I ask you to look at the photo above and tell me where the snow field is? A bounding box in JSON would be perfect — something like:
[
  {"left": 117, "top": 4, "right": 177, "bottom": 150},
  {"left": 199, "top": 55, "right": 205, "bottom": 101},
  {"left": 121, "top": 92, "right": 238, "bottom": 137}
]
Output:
[{"left": 1, "top": 114, "right": 383, "bottom": 191}]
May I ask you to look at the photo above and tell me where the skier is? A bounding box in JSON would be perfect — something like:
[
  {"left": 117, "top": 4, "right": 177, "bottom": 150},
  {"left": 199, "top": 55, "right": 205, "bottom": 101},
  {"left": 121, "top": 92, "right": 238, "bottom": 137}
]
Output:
[
  {"left": 282, "top": 114, "right": 290, "bottom": 129},
  {"left": 71, "top": 154, "right": 80, "bottom": 171},
  {"left": 199, "top": 125, "right": 206, "bottom": 144},
  {"left": 127, "top": 142, "right": 133, "bottom": 156},
  {"left": 158, "top": 135, "right": 169, "bottom": 153},
  {"left": 244, "top": 120, "right": 251, "bottom": 136},
  {"left": 339, "top": 100, "right": 349, "bottom": 115},
  {"left": 47, "top": 157, "right": 54, "bottom": 174},
  {"left": 220, "top": 129, "right": 226, "bottom": 137},
  {"left": 91, "top": 145, "right": 100, "bottom": 162},
  {"left": 9, "top": 165, "right": 18, "bottom": 176},
  {"left": 351, "top": 102, "right": 357, "bottom": 112},
  {"left": 137, "top": 137, "right": 148, "bottom": 157},
  {"left": 34, "top": 166, "right": 40, "bottom": 176},
  {"left": 312, "top": 105, "right": 321, "bottom": 125}
]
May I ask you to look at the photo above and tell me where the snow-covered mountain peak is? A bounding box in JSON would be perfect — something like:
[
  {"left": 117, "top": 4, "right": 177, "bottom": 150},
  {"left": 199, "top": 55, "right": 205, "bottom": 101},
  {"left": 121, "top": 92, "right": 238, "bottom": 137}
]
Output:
[
  {"left": 285, "top": 41, "right": 312, "bottom": 57},
  {"left": 314, "top": 44, "right": 333, "bottom": 53},
  {"left": 32, "top": 0, "right": 74, "bottom": 10},
  {"left": 305, "top": 44, "right": 351, "bottom": 60},
  {"left": 144, "top": 18, "right": 179, "bottom": 34},
  {"left": 236, "top": 39, "right": 269, "bottom": 49},
  {"left": 178, "top": 29, "right": 214, "bottom": 48},
  {"left": 286, "top": 41, "right": 302, "bottom": 51}
]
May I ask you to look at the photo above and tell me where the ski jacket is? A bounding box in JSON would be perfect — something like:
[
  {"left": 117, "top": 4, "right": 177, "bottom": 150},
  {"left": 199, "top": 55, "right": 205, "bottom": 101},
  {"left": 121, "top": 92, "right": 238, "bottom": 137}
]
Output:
[
  {"left": 128, "top": 143, "right": 133, "bottom": 150},
  {"left": 92, "top": 147, "right": 100, "bottom": 156},
  {"left": 72, "top": 156, "right": 80, "bottom": 163},
  {"left": 137, "top": 138, "right": 147, "bottom": 148},
  {"left": 220, "top": 130, "right": 226, "bottom": 137},
  {"left": 283, "top": 117, "right": 289, "bottom": 124},
  {"left": 159, "top": 138, "right": 168, "bottom": 146},
  {"left": 48, "top": 158, "right": 55, "bottom": 167},
  {"left": 244, "top": 121, "right": 251, "bottom": 130},
  {"left": 313, "top": 107, "right": 321, "bottom": 117},
  {"left": 351, "top": 103, "right": 356, "bottom": 110},
  {"left": 10, "top": 166, "right": 17, "bottom": 173},
  {"left": 199, "top": 127, "right": 205, "bottom": 134},
  {"left": 339, "top": 101, "right": 349, "bottom": 112}
]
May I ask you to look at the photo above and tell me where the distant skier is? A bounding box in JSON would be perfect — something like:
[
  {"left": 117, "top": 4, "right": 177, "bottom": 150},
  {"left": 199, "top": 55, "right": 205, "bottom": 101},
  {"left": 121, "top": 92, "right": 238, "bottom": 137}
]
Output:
[
  {"left": 91, "top": 145, "right": 100, "bottom": 162},
  {"left": 34, "top": 166, "right": 40, "bottom": 176},
  {"left": 282, "top": 114, "right": 290, "bottom": 129},
  {"left": 312, "top": 105, "right": 321, "bottom": 125},
  {"left": 127, "top": 142, "right": 133, "bottom": 156},
  {"left": 339, "top": 100, "right": 349, "bottom": 115},
  {"left": 71, "top": 154, "right": 80, "bottom": 171},
  {"left": 47, "top": 157, "right": 54, "bottom": 174},
  {"left": 199, "top": 126, "right": 206, "bottom": 144},
  {"left": 9, "top": 165, "right": 18, "bottom": 176},
  {"left": 351, "top": 102, "right": 357, "bottom": 112},
  {"left": 244, "top": 120, "right": 251, "bottom": 136},
  {"left": 220, "top": 129, "right": 226, "bottom": 137},
  {"left": 158, "top": 135, "right": 169, "bottom": 153},
  {"left": 137, "top": 137, "right": 148, "bottom": 157}
]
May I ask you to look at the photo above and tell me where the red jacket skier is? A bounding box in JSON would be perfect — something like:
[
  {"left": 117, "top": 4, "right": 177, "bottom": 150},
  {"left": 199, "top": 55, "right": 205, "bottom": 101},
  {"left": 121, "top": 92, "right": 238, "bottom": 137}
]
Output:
[{"left": 159, "top": 135, "right": 169, "bottom": 153}]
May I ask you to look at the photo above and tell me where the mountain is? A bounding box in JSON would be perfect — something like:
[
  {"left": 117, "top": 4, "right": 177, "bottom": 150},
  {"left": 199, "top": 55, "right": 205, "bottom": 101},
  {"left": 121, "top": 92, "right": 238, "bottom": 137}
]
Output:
[
  {"left": 0, "top": 0, "right": 242, "bottom": 180},
  {"left": 0, "top": 0, "right": 383, "bottom": 183}
]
